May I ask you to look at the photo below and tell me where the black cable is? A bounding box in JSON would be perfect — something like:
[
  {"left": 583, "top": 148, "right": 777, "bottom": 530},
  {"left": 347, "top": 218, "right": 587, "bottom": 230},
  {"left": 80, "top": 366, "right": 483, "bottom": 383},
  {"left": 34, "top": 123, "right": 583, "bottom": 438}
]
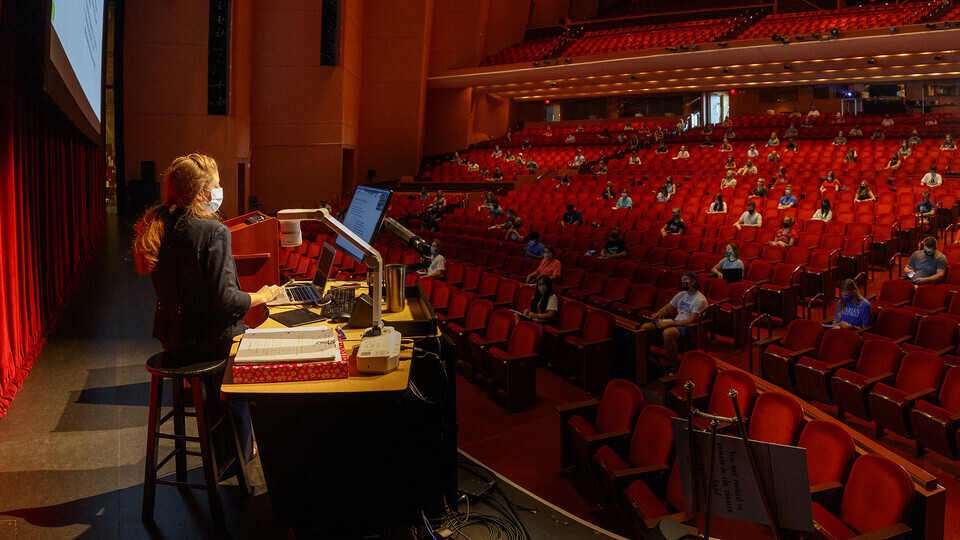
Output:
[{"left": 492, "top": 486, "right": 532, "bottom": 540}]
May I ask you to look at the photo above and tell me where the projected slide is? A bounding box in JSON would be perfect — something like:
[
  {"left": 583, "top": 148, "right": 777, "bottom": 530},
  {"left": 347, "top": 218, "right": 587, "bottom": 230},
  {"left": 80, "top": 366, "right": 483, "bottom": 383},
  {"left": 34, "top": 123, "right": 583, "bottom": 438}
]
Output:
[{"left": 46, "top": 0, "right": 105, "bottom": 139}]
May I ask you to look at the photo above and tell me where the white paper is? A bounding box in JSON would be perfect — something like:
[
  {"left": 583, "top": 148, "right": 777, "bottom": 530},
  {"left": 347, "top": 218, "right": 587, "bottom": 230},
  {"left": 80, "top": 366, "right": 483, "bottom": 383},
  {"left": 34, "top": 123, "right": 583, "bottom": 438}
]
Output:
[{"left": 235, "top": 326, "right": 338, "bottom": 365}]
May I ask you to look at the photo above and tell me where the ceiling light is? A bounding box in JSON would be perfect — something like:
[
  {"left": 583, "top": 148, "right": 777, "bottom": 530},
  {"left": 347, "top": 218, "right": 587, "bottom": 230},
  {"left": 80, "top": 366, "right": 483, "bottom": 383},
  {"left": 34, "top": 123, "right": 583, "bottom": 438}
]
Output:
[
  {"left": 867, "top": 58, "right": 875, "bottom": 64},
  {"left": 784, "top": 64, "right": 791, "bottom": 70},
  {"left": 935, "top": 55, "right": 943, "bottom": 61},
  {"left": 722, "top": 67, "right": 730, "bottom": 73},
  {"left": 830, "top": 28, "right": 839, "bottom": 37},
  {"left": 812, "top": 33, "right": 821, "bottom": 39},
  {"left": 771, "top": 34, "right": 781, "bottom": 41},
  {"left": 718, "top": 42, "right": 727, "bottom": 47},
  {"left": 532, "top": 62, "right": 539, "bottom": 66},
  {"left": 890, "top": 27, "right": 897, "bottom": 33}
]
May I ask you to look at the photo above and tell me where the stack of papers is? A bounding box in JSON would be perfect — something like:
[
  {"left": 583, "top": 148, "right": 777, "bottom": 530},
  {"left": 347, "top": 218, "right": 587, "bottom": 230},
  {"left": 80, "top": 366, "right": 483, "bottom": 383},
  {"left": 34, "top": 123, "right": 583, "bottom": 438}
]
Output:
[{"left": 235, "top": 326, "right": 339, "bottom": 365}]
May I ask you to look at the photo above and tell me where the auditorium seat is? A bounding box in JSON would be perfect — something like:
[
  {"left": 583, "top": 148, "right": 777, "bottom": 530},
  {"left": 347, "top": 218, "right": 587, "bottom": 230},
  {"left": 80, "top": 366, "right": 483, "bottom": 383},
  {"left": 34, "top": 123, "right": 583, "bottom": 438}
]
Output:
[
  {"left": 798, "top": 420, "right": 855, "bottom": 497},
  {"left": 901, "top": 284, "right": 953, "bottom": 318},
  {"left": 832, "top": 338, "right": 904, "bottom": 422},
  {"left": 437, "top": 289, "right": 474, "bottom": 326},
  {"left": 692, "top": 369, "right": 757, "bottom": 430},
  {"left": 793, "top": 327, "right": 863, "bottom": 405},
  {"left": 558, "top": 379, "right": 645, "bottom": 470},
  {"left": 758, "top": 319, "right": 825, "bottom": 391},
  {"left": 901, "top": 314, "right": 960, "bottom": 356},
  {"left": 464, "top": 308, "right": 516, "bottom": 380},
  {"left": 747, "top": 391, "right": 803, "bottom": 446},
  {"left": 868, "top": 350, "right": 946, "bottom": 439},
  {"left": 661, "top": 351, "right": 718, "bottom": 416},
  {"left": 487, "top": 321, "right": 543, "bottom": 412},
  {"left": 756, "top": 262, "right": 804, "bottom": 323},
  {"left": 542, "top": 299, "right": 589, "bottom": 362},
  {"left": 447, "top": 299, "right": 494, "bottom": 374},
  {"left": 713, "top": 281, "right": 758, "bottom": 348},
  {"left": 592, "top": 404, "right": 676, "bottom": 501},
  {"left": 586, "top": 277, "right": 632, "bottom": 309},
  {"left": 561, "top": 309, "right": 616, "bottom": 394},
  {"left": 862, "top": 306, "right": 918, "bottom": 344},
  {"left": 870, "top": 279, "right": 916, "bottom": 316},
  {"left": 909, "top": 366, "right": 960, "bottom": 459}
]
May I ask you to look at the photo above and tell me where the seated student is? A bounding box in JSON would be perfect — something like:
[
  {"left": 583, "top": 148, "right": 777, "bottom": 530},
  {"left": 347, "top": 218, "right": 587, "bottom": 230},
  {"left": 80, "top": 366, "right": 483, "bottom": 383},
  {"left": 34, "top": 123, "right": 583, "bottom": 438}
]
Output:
[
  {"left": 777, "top": 185, "right": 797, "bottom": 209},
  {"left": 884, "top": 154, "right": 901, "bottom": 170},
  {"left": 477, "top": 191, "right": 495, "bottom": 210},
  {"left": 871, "top": 126, "right": 885, "bottom": 140},
  {"left": 491, "top": 166, "right": 504, "bottom": 181},
  {"left": 737, "top": 160, "right": 758, "bottom": 176},
  {"left": 905, "top": 236, "right": 947, "bottom": 284},
  {"left": 712, "top": 243, "right": 744, "bottom": 282},
  {"left": 515, "top": 153, "right": 526, "bottom": 167},
  {"left": 767, "top": 149, "right": 781, "bottom": 162},
  {"left": 724, "top": 128, "right": 736, "bottom": 139},
  {"left": 522, "top": 276, "right": 558, "bottom": 324},
  {"left": 784, "top": 124, "right": 798, "bottom": 138},
  {"left": 720, "top": 170, "right": 738, "bottom": 189},
  {"left": 848, "top": 125, "right": 863, "bottom": 137},
  {"left": 622, "top": 122, "right": 633, "bottom": 131},
  {"left": 661, "top": 209, "right": 686, "bottom": 236},
  {"left": 926, "top": 115, "right": 938, "bottom": 126},
  {"left": 820, "top": 172, "right": 840, "bottom": 192},
  {"left": 628, "top": 153, "right": 642, "bottom": 165},
  {"left": 855, "top": 181, "right": 876, "bottom": 203},
  {"left": 811, "top": 199, "right": 833, "bottom": 222},
  {"left": 941, "top": 134, "right": 956, "bottom": 151},
  {"left": 908, "top": 130, "right": 922, "bottom": 146},
  {"left": 766, "top": 132, "right": 780, "bottom": 147},
  {"left": 571, "top": 149, "right": 586, "bottom": 167},
  {"left": 663, "top": 176, "right": 676, "bottom": 195},
  {"left": 769, "top": 216, "right": 798, "bottom": 247},
  {"left": 735, "top": 201, "right": 763, "bottom": 229},
  {"left": 419, "top": 187, "right": 430, "bottom": 201},
  {"left": 882, "top": 114, "right": 895, "bottom": 127},
  {"left": 703, "top": 124, "right": 714, "bottom": 136},
  {"left": 564, "top": 133, "right": 576, "bottom": 144},
  {"left": 718, "top": 138, "right": 733, "bottom": 152},
  {"left": 522, "top": 232, "right": 545, "bottom": 260},
  {"left": 525, "top": 158, "right": 539, "bottom": 171},
  {"left": 656, "top": 184, "right": 672, "bottom": 202},
  {"left": 830, "top": 279, "right": 872, "bottom": 331},
  {"left": 833, "top": 112, "right": 844, "bottom": 124},
  {"left": 491, "top": 145, "right": 503, "bottom": 158},
  {"left": 751, "top": 178, "right": 768, "bottom": 198},
  {"left": 600, "top": 181, "right": 616, "bottom": 200},
  {"left": 561, "top": 203, "right": 583, "bottom": 226},
  {"left": 655, "top": 142, "right": 669, "bottom": 154},
  {"left": 808, "top": 106, "right": 820, "bottom": 118},
  {"left": 639, "top": 272, "right": 709, "bottom": 373},
  {"left": 504, "top": 150, "right": 516, "bottom": 162},
  {"left": 422, "top": 240, "right": 446, "bottom": 279},
  {"left": 422, "top": 203, "right": 444, "bottom": 232},
  {"left": 921, "top": 165, "right": 943, "bottom": 187},
  {"left": 723, "top": 154, "right": 737, "bottom": 169},
  {"left": 596, "top": 160, "right": 608, "bottom": 174},
  {"left": 614, "top": 189, "right": 633, "bottom": 210},
  {"left": 897, "top": 140, "right": 912, "bottom": 158},
  {"left": 785, "top": 138, "right": 799, "bottom": 151},
  {"left": 600, "top": 228, "right": 628, "bottom": 259},
  {"left": 672, "top": 146, "right": 690, "bottom": 160},
  {"left": 833, "top": 131, "right": 848, "bottom": 146},
  {"left": 700, "top": 136, "right": 714, "bottom": 148},
  {"left": 525, "top": 246, "right": 561, "bottom": 283},
  {"left": 706, "top": 194, "right": 727, "bottom": 214},
  {"left": 746, "top": 144, "right": 759, "bottom": 158},
  {"left": 467, "top": 160, "right": 480, "bottom": 172},
  {"left": 774, "top": 166, "right": 789, "bottom": 184},
  {"left": 843, "top": 148, "right": 858, "bottom": 163},
  {"left": 487, "top": 200, "right": 504, "bottom": 218},
  {"left": 434, "top": 190, "right": 448, "bottom": 210},
  {"left": 916, "top": 190, "right": 935, "bottom": 226}
]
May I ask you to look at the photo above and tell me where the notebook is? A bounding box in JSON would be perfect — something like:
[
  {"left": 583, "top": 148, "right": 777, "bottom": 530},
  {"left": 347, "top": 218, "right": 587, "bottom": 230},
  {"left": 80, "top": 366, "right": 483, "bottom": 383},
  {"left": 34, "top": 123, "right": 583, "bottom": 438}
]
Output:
[
  {"left": 721, "top": 267, "right": 743, "bottom": 283},
  {"left": 268, "top": 243, "right": 336, "bottom": 306}
]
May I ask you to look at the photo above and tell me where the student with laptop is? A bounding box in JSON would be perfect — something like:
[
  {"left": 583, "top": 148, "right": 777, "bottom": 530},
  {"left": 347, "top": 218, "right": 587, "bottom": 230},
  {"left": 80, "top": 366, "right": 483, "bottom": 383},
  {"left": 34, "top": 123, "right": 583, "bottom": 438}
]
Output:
[
  {"left": 133, "top": 153, "right": 280, "bottom": 462},
  {"left": 712, "top": 243, "right": 743, "bottom": 283}
]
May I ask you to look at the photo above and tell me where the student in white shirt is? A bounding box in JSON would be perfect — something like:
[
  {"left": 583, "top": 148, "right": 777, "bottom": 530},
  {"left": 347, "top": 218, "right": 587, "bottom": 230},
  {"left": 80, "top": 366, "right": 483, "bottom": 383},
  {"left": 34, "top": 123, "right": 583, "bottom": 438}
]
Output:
[{"left": 921, "top": 165, "right": 943, "bottom": 187}]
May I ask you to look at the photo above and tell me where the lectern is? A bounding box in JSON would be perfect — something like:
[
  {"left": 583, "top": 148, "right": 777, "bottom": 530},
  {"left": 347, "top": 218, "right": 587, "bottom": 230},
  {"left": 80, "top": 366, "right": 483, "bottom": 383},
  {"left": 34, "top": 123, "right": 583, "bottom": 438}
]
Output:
[{"left": 223, "top": 211, "right": 278, "bottom": 328}]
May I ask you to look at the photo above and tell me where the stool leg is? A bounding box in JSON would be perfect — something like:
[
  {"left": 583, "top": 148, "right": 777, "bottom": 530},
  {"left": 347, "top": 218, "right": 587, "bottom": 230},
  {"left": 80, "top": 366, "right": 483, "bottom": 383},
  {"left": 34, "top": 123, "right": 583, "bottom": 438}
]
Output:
[
  {"left": 192, "top": 377, "right": 227, "bottom": 536},
  {"left": 171, "top": 376, "right": 187, "bottom": 483},
  {"left": 226, "top": 406, "right": 251, "bottom": 495},
  {"left": 142, "top": 374, "right": 163, "bottom": 524}
]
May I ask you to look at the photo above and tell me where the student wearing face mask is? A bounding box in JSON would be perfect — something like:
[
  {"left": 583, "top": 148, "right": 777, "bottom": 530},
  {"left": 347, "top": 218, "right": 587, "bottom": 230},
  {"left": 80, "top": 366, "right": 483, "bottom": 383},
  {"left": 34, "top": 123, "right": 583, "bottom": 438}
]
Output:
[
  {"left": 706, "top": 194, "right": 727, "bottom": 214},
  {"left": 777, "top": 186, "right": 797, "bottom": 209},
  {"left": 830, "top": 279, "right": 871, "bottom": 331},
  {"left": 769, "top": 216, "right": 798, "bottom": 247},
  {"left": 639, "top": 272, "right": 708, "bottom": 373},
  {"left": 916, "top": 190, "right": 936, "bottom": 226},
  {"left": 600, "top": 228, "right": 628, "bottom": 259},
  {"left": 735, "top": 201, "right": 763, "bottom": 229},
  {"left": 811, "top": 199, "right": 833, "bottom": 222},
  {"left": 615, "top": 190, "right": 633, "bottom": 210},
  {"left": 712, "top": 243, "right": 743, "bottom": 282},
  {"left": 905, "top": 236, "right": 947, "bottom": 284},
  {"left": 522, "top": 276, "right": 558, "bottom": 323},
  {"left": 661, "top": 209, "right": 686, "bottom": 236},
  {"left": 526, "top": 246, "right": 561, "bottom": 283},
  {"left": 854, "top": 181, "right": 876, "bottom": 203},
  {"left": 133, "top": 154, "right": 281, "bottom": 463},
  {"left": 820, "top": 171, "right": 839, "bottom": 192},
  {"left": 522, "top": 232, "right": 545, "bottom": 259}
]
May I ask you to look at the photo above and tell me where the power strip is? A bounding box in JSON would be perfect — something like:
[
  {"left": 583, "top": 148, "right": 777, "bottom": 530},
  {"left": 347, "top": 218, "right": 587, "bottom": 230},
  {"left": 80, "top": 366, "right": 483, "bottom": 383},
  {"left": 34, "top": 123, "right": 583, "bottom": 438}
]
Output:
[{"left": 357, "top": 326, "right": 402, "bottom": 374}]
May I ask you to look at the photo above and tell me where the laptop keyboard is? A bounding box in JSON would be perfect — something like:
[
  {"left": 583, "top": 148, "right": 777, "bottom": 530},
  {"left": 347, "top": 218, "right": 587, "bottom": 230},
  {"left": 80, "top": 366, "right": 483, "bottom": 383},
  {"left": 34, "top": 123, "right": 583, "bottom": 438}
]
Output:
[{"left": 287, "top": 286, "right": 318, "bottom": 302}]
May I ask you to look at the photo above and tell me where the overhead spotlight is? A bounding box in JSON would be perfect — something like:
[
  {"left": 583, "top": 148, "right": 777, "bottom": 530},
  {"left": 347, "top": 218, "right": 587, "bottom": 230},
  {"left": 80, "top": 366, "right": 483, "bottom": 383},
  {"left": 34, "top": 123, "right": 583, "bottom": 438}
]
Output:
[
  {"left": 867, "top": 58, "right": 875, "bottom": 64},
  {"left": 784, "top": 64, "right": 791, "bottom": 70},
  {"left": 945, "top": 21, "right": 951, "bottom": 29},
  {"left": 771, "top": 33, "right": 781, "bottom": 41},
  {"left": 722, "top": 67, "right": 730, "bottom": 73},
  {"left": 811, "top": 33, "right": 821, "bottom": 40},
  {"left": 564, "top": 58, "right": 572, "bottom": 63},
  {"left": 679, "top": 45, "right": 689, "bottom": 51},
  {"left": 630, "top": 74, "right": 638, "bottom": 80},
  {"left": 926, "top": 23, "right": 937, "bottom": 29},
  {"left": 935, "top": 54, "right": 943, "bottom": 61},
  {"left": 830, "top": 28, "right": 839, "bottom": 37},
  {"left": 718, "top": 41, "right": 727, "bottom": 47},
  {"left": 795, "top": 35, "right": 804, "bottom": 41},
  {"left": 665, "top": 46, "right": 678, "bottom": 52},
  {"left": 781, "top": 37, "right": 790, "bottom": 44},
  {"left": 550, "top": 82, "right": 558, "bottom": 87},
  {"left": 691, "top": 44, "right": 698, "bottom": 50},
  {"left": 533, "top": 61, "right": 539, "bottom": 66},
  {"left": 890, "top": 26, "right": 897, "bottom": 33}
]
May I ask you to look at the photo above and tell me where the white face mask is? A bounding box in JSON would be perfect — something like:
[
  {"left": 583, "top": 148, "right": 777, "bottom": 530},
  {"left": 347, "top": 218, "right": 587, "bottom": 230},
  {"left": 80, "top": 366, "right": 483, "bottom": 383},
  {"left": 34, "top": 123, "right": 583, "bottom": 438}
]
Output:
[{"left": 204, "top": 187, "right": 223, "bottom": 213}]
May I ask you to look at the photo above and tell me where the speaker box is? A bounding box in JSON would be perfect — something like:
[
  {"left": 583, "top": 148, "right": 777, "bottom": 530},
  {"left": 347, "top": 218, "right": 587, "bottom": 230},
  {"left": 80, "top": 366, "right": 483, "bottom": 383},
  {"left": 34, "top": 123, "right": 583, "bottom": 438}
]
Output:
[
  {"left": 366, "top": 169, "right": 376, "bottom": 180},
  {"left": 320, "top": 0, "right": 340, "bottom": 66},
  {"left": 346, "top": 293, "right": 373, "bottom": 329}
]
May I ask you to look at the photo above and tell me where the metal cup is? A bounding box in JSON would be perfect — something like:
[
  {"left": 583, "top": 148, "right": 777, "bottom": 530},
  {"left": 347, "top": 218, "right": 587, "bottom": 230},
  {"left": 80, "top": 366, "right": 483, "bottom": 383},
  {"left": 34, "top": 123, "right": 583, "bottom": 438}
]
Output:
[{"left": 385, "top": 264, "right": 406, "bottom": 313}]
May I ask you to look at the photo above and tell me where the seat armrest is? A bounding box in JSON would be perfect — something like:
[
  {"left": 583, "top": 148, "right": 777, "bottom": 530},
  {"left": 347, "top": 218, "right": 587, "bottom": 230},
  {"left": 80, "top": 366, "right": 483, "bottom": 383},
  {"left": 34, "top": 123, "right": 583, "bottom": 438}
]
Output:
[
  {"left": 849, "top": 522, "right": 911, "bottom": 539},
  {"left": 555, "top": 398, "right": 601, "bottom": 419},
  {"left": 905, "top": 387, "right": 937, "bottom": 402},
  {"left": 892, "top": 335, "right": 911, "bottom": 344},
  {"left": 787, "top": 346, "right": 816, "bottom": 359},
  {"left": 934, "top": 345, "right": 955, "bottom": 356},
  {"left": 810, "top": 480, "right": 843, "bottom": 500},
  {"left": 578, "top": 337, "right": 615, "bottom": 350},
  {"left": 755, "top": 335, "right": 782, "bottom": 349},
  {"left": 826, "top": 358, "right": 857, "bottom": 371},
  {"left": 584, "top": 429, "right": 632, "bottom": 453},
  {"left": 612, "top": 463, "right": 670, "bottom": 486},
  {"left": 864, "top": 371, "right": 895, "bottom": 386}
]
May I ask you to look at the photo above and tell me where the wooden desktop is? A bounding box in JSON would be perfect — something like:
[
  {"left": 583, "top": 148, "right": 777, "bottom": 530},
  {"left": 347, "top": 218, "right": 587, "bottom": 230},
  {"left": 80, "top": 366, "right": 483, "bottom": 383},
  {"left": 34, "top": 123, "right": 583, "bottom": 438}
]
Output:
[{"left": 220, "top": 281, "right": 456, "bottom": 531}]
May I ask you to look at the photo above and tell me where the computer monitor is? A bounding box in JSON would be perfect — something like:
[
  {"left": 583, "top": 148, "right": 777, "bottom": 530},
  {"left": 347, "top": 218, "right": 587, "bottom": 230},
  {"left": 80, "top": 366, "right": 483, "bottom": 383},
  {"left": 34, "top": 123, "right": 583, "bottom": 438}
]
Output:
[{"left": 334, "top": 185, "right": 393, "bottom": 263}]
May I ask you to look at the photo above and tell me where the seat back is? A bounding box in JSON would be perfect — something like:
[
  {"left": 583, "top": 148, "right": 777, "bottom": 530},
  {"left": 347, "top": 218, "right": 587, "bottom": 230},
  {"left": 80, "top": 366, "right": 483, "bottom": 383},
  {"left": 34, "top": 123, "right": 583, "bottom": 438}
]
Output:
[
  {"left": 506, "top": 321, "right": 542, "bottom": 356},
  {"left": 494, "top": 278, "right": 519, "bottom": 305},
  {"left": 419, "top": 277, "right": 435, "bottom": 298},
  {"left": 512, "top": 285, "right": 536, "bottom": 311},
  {"left": 582, "top": 310, "right": 615, "bottom": 341},
  {"left": 672, "top": 352, "right": 718, "bottom": 399},
  {"left": 747, "top": 391, "right": 803, "bottom": 445},
  {"left": 477, "top": 273, "right": 500, "bottom": 297},
  {"left": 873, "top": 307, "right": 918, "bottom": 341},
  {"left": 839, "top": 455, "right": 915, "bottom": 535},
  {"left": 707, "top": 369, "right": 757, "bottom": 418},
  {"left": 782, "top": 319, "right": 826, "bottom": 352},
  {"left": 627, "top": 405, "right": 677, "bottom": 468},
  {"left": 595, "top": 379, "right": 646, "bottom": 434},
  {"left": 818, "top": 327, "right": 862, "bottom": 365},
  {"left": 558, "top": 267, "right": 586, "bottom": 289},
  {"left": 484, "top": 309, "right": 517, "bottom": 342},
  {"left": 761, "top": 244, "right": 787, "bottom": 264},
  {"left": 784, "top": 246, "right": 812, "bottom": 266},
  {"left": 745, "top": 259, "right": 775, "bottom": 283},
  {"left": 914, "top": 314, "right": 960, "bottom": 353},
  {"left": 938, "top": 366, "right": 960, "bottom": 413},
  {"left": 430, "top": 282, "right": 454, "bottom": 311},
  {"left": 556, "top": 299, "right": 588, "bottom": 332},
  {"left": 770, "top": 263, "right": 800, "bottom": 287},
  {"left": 446, "top": 263, "right": 466, "bottom": 284},
  {"left": 877, "top": 279, "right": 916, "bottom": 305},
  {"left": 854, "top": 338, "right": 904, "bottom": 378},
  {"left": 726, "top": 280, "right": 757, "bottom": 306},
  {"left": 602, "top": 278, "right": 632, "bottom": 301},
  {"left": 462, "top": 299, "right": 495, "bottom": 329},
  {"left": 446, "top": 291, "right": 474, "bottom": 320},
  {"left": 798, "top": 419, "right": 855, "bottom": 487},
  {"left": 461, "top": 267, "right": 483, "bottom": 290},
  {"left": 894, "top": 351, "right": 946, "bottom": 394}
]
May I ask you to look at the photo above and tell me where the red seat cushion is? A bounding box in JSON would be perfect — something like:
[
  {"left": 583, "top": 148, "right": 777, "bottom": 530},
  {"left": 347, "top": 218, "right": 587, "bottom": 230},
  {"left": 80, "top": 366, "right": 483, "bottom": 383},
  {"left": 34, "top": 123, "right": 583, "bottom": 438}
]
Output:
[
  {"left": 766, "top": 344, "right": 795, "bottom": 357},
  {"left": 565, "top": 335, "right": 586, "bottom": 348},
  {"left": 624, "top": 480, "right": 669, "bottom": 521},
  {"left": 593, "top": 445, "right": 629, "bottom": 475},
  {"left": 912, "top": 399, "right": 951, "bottom": 421},
  {"left": 871, "top": 382, "right": 908, "bottom": 403},
  {"left": 812, "top": 502, "right": 857, "bottom": 539},
  {"left": 834, "top": 368, "right": 868, "bottom": 388},
  {"left": 566, "top": 414, "right": 598, "bottom": 438}
]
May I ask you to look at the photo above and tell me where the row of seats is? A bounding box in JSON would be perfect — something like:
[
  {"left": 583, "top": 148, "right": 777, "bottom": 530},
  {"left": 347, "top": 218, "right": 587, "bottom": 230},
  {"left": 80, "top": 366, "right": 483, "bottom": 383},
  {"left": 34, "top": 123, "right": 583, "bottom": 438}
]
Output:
[{"left": 740, "top": 2, "right": 939, "bottom": 39}]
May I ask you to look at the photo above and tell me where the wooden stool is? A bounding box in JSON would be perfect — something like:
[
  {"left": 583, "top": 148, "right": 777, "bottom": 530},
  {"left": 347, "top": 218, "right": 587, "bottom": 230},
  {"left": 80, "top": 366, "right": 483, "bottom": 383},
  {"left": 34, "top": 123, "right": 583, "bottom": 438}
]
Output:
[{"left": 142, "top": 351, "right": 249, "bottom": 535}]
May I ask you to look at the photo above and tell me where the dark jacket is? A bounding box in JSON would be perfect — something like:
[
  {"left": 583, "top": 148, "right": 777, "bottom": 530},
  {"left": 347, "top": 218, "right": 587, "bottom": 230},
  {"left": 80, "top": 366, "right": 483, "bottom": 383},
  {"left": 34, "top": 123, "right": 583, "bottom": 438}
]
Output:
[{"left": 152, "top": 209, "right": 251, "bottom": 349}]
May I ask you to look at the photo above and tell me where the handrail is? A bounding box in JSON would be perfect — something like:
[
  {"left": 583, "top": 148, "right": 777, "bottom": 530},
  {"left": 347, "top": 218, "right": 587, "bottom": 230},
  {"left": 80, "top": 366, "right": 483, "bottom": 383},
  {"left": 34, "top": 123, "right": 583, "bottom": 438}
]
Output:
[
  {"left": 805, "top": 293, "right": 826, "bottom": 322},
  {"left": 747, "top": 313, "right": 773, "bottom": 375}
]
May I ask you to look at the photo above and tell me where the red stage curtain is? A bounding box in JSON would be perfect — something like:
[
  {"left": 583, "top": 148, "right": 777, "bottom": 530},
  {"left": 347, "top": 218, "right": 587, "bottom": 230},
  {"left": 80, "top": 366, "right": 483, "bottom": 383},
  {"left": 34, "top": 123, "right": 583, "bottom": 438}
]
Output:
[{"left": 0, "top": 1, "right": 105, "bottom": 416}]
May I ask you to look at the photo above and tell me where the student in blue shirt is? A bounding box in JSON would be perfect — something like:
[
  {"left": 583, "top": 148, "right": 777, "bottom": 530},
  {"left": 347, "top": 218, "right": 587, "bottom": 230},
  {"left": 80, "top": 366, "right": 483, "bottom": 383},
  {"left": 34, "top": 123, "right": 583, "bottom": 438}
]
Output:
[
  {"left": 830, "top": 279, "right": 871, "bottom": 331},
  {"left": 778, "top": 185, "right": 797, "bottom": 209},
  {"left": 522, "top": 232, "right": 545, "bottom": 259}
]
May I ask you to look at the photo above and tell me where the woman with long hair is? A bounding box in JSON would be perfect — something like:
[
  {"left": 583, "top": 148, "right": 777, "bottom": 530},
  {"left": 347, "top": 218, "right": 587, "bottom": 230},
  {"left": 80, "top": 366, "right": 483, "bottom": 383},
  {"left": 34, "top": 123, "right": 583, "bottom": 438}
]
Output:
[
  {"left": 523, "top": 276, "right": 558, "bottom": 323},
  {"left": 831, "top": 279, "right": 871, "bottom": 331}
]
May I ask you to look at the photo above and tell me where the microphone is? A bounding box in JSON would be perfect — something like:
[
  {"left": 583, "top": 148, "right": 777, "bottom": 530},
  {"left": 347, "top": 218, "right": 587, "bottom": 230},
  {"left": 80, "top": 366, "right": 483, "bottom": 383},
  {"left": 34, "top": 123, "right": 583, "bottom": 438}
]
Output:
[{"left": 381, "top": 217, "right": 433, "bottom": 259}]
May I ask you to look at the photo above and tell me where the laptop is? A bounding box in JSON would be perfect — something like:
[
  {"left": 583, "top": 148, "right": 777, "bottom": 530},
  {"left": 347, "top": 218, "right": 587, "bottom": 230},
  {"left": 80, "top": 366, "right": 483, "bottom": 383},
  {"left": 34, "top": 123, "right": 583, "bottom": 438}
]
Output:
[
  {"left": 268, "top": 243, "right": 336, "bottom": 306},
  {"left": 721, "top": 267, "right": 743, "bottom": 283}
]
